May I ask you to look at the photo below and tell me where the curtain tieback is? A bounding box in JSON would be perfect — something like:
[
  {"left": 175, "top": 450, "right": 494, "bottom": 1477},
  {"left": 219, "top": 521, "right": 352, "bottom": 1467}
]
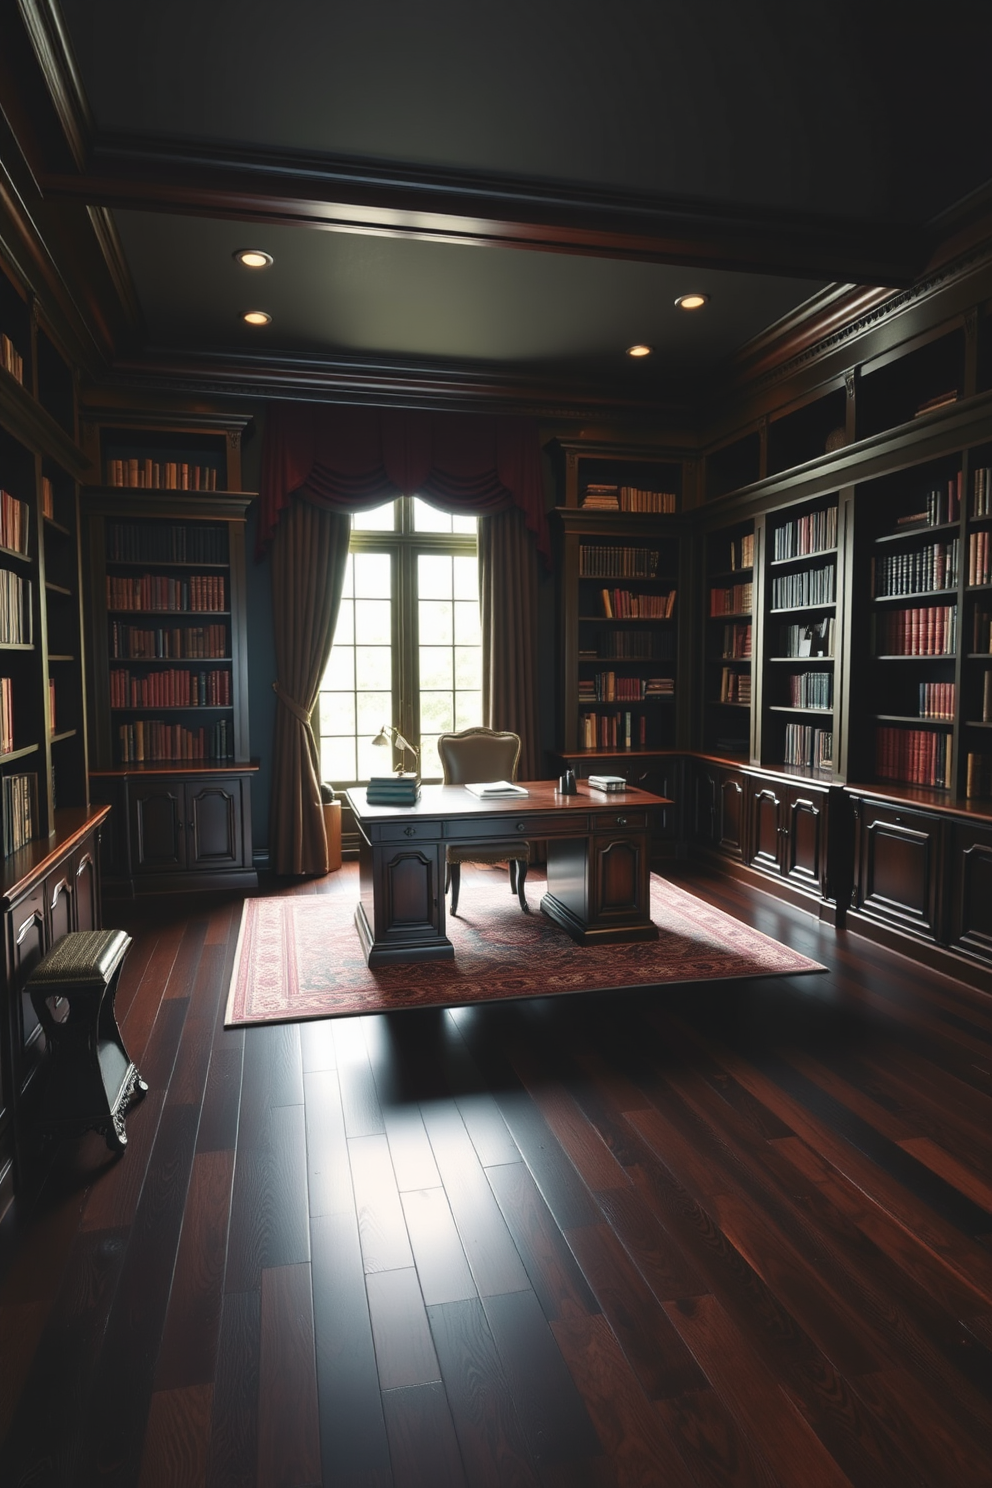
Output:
[{"left": 272, "top": 681, "right": 312, "bottom": 726}]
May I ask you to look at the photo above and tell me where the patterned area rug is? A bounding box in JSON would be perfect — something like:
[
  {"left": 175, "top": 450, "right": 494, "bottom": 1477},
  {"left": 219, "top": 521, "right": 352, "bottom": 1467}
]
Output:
[{"left": 225, "top": 872, "right": 826, "bottom": 1026}]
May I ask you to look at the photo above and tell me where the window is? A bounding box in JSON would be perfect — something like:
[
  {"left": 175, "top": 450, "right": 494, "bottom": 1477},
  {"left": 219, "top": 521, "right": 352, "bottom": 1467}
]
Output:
[{"left": 317, "top": 496, "right": 481, "bottom": 783}]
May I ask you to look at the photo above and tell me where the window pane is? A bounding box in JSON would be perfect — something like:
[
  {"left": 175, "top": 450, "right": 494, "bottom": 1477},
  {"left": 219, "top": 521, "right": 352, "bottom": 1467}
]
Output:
[
  {"left": 356, "top": 645, "right": 392, "bottom": 691},
  {"left": 420, "top": 692, "right": 454, "bottom": 732},
  {"left": 357, "top": 735, "right": 385, "bottom": 782},
  {"left": 419, "top": 599, "right": 453, "bottom": 646},
  {"left": 333, "top": 601, "right": 354, "bottom": 646},
  {"left": 419, "top": 646, "right": 453, "bottom": 690},
  {"left": 418, "top": 554, "right": 452, "bottom": 599},
  {"left": 354, "top": 599, "right": 391, "bottom": 646},
  {"left": 452, "top": 511, "right": 476, "bottom": 534},
  {"left": 453, "top": 555, "right": 477, "bottom": 600},
  {"left": 321, "top": 736, "right": 356, "bottom": 784},
  {"left": 454, "top": 600, "right": 480, "bottom": 644},
  {"left": 413, "top": 497, "right": 453, "bottom": 532},
  {"left": 455, "top": 692, "right": 482, "bottom": 730},
  {"left": 320, "top": 691, "right": 355, "bottom": 734},
  {"left": 353, "top": 501, "right": 396, "bottom": 532},
  {"left": 354, "top": 551, "right": 392, "bottom": 594},
  {"left": 323, "top": 645, "right": 354, "bottom": 691},
  {"left": 357, "top": 691, "right": 391, "bottom": 735},
  {"left": 420, "top": 735, "right": 442, "bottom": 780},
  {"left": 454, "top": 646, "right": 480, "bottom": 689}
]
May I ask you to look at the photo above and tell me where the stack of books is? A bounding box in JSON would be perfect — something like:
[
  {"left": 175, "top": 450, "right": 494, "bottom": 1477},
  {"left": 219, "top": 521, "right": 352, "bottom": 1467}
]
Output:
[{"left": 366, "top": 773, "right": 420, "bottom": 806}]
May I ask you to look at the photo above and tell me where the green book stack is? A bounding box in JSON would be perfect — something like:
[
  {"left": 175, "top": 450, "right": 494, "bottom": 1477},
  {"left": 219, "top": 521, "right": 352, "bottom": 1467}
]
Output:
[{"left": 365, "top": 773, "right": 421, "bottom": 806}]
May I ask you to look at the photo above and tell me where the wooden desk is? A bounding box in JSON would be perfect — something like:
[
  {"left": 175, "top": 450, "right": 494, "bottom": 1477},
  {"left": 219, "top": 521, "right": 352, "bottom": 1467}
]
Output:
[{"left": 346, "top": 781, "right": 669, "bottom": 967}]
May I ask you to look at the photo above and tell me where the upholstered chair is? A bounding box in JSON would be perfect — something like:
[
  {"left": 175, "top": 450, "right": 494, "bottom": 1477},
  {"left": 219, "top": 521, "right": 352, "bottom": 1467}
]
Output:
[{"left": 437, "top": 727, "right": 530, "bottom": 913}]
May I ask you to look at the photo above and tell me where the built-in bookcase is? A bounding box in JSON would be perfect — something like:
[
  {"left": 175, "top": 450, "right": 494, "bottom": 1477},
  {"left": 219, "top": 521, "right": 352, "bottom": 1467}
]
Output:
[
  {"left": 702, "top": 518, "right": 754, "bottom": 758},
  {"left": 759, "top": 493, "right": 839, "bottom": 775},
  {"left": 964, "top": 443, "right": 992, "bottom": 796}
]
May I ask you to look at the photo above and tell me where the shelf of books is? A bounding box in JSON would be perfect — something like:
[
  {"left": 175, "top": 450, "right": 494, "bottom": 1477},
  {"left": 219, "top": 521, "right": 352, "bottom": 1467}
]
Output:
[
  {"left": 703, "top": 520, "right": 754, "bottom": 758},
  {"left": 759, "top": 494, "right": 839, "bottom": 775},
  {"left": 964, "top": 449, "right": 992, "bottom": 799},
  {"left": 852, "top": 459, "right": 963, "bottom": 791}
]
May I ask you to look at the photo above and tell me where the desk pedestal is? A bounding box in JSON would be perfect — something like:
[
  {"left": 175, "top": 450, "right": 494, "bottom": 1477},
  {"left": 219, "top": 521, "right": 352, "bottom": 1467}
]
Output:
[{"left": 542, "top": 829, "right": 658, "bottom": 946}]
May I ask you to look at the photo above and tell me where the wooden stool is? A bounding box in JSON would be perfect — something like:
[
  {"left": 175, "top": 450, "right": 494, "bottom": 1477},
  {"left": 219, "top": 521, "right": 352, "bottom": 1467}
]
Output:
[{"left": 27, "top": 929, "right": 147, "bottom": 1154}]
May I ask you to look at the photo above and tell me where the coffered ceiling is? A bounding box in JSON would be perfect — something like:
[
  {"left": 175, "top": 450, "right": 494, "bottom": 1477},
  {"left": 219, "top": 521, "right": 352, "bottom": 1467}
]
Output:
[{"left": 4, "top": 0, "right": 992, "bottom": 417}]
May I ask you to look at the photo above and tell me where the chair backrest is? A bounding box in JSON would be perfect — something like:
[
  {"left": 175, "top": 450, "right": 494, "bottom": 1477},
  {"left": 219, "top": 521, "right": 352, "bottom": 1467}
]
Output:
[{"left": 437, "top": 727, "right": 521, "bottom": 785}]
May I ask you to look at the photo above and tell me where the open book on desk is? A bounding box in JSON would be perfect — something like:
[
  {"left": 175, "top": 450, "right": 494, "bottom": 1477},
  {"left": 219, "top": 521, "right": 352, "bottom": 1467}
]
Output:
[{"left": 463, "top": 781, "right": 529, "bottom": 797}]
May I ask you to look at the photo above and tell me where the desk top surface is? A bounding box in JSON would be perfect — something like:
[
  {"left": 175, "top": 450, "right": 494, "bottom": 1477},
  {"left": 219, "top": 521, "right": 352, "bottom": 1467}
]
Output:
[{"left": 346, "top": 780, "right": 670, "bottom": 822}]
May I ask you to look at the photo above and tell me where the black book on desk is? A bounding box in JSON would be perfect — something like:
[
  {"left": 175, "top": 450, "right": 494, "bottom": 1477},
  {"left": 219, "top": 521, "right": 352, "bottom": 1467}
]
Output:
[{"left": 365, "top": 773, "right": 421, "bottom": 806}]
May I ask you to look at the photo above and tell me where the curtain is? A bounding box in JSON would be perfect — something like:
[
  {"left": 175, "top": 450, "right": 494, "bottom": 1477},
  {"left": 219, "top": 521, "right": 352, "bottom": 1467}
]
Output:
[
  {"left": 270, "top": 496, "right": 351, "bottom": 875},
  {"left": 479, "top": 505, "right": 541, "bottom": 780}
]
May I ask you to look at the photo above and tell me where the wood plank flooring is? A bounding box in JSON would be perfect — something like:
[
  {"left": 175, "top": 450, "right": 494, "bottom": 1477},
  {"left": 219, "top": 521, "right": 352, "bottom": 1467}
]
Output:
[{"left": 2, "top": 861, "right": 992, "bottom": 1487}]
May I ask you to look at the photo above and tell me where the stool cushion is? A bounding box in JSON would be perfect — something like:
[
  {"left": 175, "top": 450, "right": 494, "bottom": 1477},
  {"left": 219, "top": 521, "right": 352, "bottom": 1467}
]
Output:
[{"left": 27, "top": 929, "right": 132, "bottom": 990}]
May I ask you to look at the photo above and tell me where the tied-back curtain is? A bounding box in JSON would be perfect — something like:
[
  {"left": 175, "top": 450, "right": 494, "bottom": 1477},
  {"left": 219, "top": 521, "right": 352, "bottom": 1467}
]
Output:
[
  {"left": 270, "top": 496, "right": 351, "bottom": 875},
  {"left": 261, "top": 402, "right": 549, "bottom": 876}
]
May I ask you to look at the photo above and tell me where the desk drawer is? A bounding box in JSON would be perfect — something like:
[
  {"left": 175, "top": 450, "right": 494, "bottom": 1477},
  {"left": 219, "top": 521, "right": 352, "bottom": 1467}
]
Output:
[
  {"left": 445, "top": 813, "right": 586, "bottom": 841},
  {"left": 592, "top": 809, "right": 648, "bottom": 832},
  {"left": 376, "top": 819, "right": 443, "bottom": 843}
]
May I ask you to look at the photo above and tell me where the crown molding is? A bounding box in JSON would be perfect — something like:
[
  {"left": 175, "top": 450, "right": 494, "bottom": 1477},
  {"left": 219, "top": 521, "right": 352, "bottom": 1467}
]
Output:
[
  {"left": 42, "top": 133, "right": 926, "bottom": 286},
  {"left": 15, "top": 0, "right": 92, "bottom": 171}
]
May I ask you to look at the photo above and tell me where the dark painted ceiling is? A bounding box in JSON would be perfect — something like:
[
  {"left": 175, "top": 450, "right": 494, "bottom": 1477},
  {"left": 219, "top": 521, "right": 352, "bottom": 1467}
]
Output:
[{"left": 18, "top": 1, "right": 992, "bottom": 410}]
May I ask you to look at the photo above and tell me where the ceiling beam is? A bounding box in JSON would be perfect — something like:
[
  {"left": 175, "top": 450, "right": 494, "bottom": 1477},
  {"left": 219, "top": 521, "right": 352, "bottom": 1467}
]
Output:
[{"left": 41, "top": 135, "right": 924, "bottom": 287}]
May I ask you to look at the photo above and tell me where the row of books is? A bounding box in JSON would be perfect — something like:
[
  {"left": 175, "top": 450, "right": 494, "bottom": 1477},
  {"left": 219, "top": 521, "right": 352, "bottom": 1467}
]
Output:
[
  {"left": 969, "top": 530, "right": 991, "bottom": 586},
  {"left": 0, "top": 490, "right": 30, "bottom": 556},
  {"left": 726, "top": 533, "right": 754, "bottom": 571},
  {"left": 579, "top": 710, "right": 648, "bottom": 750},
  {"left": 875, "top": 726, "right": 950, "bottom": 788},
  {"left": 579, "top": 546, "right": 659, "bottom": 579},
  {"left": 895, "top": 473, "right": 962, "bottom": 529},
  {"left": 580, "top": 485, "right": 677, "bottom": 513},
  {"left": 776, "top": 619, "right": 834, "bottom": 657},
  {"left": 106, "top": 521, "right": 228, "bottom": 564},
  {"left": 982, "top": 669, "right": 992, "bottom": 723},
  {"left": 709, "top": 582, "right": 752, "bottom": 617},
  {"left": 109, "top": 667, "right": 232, "bottom": 709},
  {"left": 783, "top": 723, "right": 832, "bottom": 770},
  {"left": 719, "top": 669, "right": 751, "bottom": 704},
  {"left": 872, "top": 539, "right": 958, "bottom": 597},
  {"left": 106, "top": 574, "right": 227, "bottom": 613},
  {"left": 875, "top": 605, "right": 956, "bottom": 656},
  {"left": 578, "top": 673, "right": 673, "bottom": 701},
  {"left": 787, "top": 672, "right": 833, "bottom": 709},
  {"left": 770, "top": 563, "right": 835, "bottom": 609},
  {"left": 0, "top": 570, "right": 31, "bottom": 645},
  {"left": 720, "top": 622, "right": 752, "bottom": 659},
  {"left": 974, "top": 609, "right": 992, "bottom": 654},
  {"left": 772, "top": 506, "right": 837, "bottom": 561},
  {"left": 117, "top": 719, "right": 233, "bottom": 764},
  {"left": 966, "top": 752, "right": 992, "bottom": 798},
  {"left": 1, "top": 676, "right": 12, "bottom": 753},
  {"left": 918, "top": 682, "right": 955, "bottom": 720},
  {"left": 2, "top": 770, "right": 36, "bottom": 855},
  {"left": 974, "top": 467, "right": 992, "bottom": 518},
  {"left": 109, "top": 622, "right": 228, "bottom": 659},
  {"left": 0, "top": 333, "right": 23, "bottom": 384},
  {"left": 41, "top": 477, "right": 54, "bottom": 519},
  {"left": 595, "top": 629, "right": 675, "bottom": 661},
  {"left": 105, "top": 460, "right": 220, "bottom": 491},
  {"left": 599, "top": 587, "right": 675, "bottom": 619}
]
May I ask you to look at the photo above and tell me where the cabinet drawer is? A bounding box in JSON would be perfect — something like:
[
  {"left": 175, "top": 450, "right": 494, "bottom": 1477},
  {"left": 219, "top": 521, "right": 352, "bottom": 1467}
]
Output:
[
  {"left": 592, "top": 809, "right": 648, "bottom": 832},
  {"left": 444, "top": 813, "right": 585, "bottom": 840},
  {"left": 376, "top": 819, "right": 443, "bottom": 843}
]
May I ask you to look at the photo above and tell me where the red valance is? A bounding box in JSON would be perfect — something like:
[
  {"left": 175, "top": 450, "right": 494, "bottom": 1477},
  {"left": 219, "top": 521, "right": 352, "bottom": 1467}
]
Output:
[{"left": 258, "top": 403, "right": 551, "bottom": 563}]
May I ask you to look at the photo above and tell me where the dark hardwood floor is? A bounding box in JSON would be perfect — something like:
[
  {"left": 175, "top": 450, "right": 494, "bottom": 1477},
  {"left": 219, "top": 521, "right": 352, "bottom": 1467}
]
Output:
[{"left": 3, "top": 861, "right": 992, "bottom": 1487}]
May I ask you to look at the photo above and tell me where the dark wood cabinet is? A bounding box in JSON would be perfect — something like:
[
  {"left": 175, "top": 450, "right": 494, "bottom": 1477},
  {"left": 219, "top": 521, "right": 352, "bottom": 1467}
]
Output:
[
  {"left": 92, "top": 766, "right": 256, "bottom": 895},
  {"left": 851, "top": 796, "right": 944, "bottom": 942},
  {"left": 689, "top": 757, "right": 746, "bottom": 860},
  {"left": 748, "top": 777, "right": 829, "bottom": 896},
  {"left": 948, "top": 819, "right": 992, "bottom": 965}
]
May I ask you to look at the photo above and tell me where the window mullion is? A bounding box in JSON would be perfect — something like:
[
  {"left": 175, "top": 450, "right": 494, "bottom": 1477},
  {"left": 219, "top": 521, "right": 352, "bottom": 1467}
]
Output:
[{"left": 396, "top": 543, "right": 419, "bottom": 760}]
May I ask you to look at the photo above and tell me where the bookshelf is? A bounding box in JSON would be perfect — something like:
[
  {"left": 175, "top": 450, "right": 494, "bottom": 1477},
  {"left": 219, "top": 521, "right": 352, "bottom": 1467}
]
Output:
[
  {"left": 702, "top": 518, "right": 754, "bottom": 759},
  {"left": 760, "top": 493, "right": 839, "bottom": 776},
  {"left": 963, "top": 447, "right": 992, "bottom": 797},
  {"left": 83, "top": 418, "right": 257, "bottom": 894}
]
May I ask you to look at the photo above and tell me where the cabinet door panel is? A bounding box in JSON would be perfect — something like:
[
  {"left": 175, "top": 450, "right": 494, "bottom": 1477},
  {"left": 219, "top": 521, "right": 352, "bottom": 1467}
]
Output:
[
  {"left": 949, "top": 826, "right": 992, "bottom": 964},
  {"left": 74, "top": 849, "right": 100, "bottom": 933},
  {"left": 590, "top": 835, "right": 649, "bottom": 921},
  {"left": 11, "top": 891, "right": 47, "bottom": 1075},
  {"left": 783, "top": 793, "right": 825, "bottom": 892},
  {"left": 691, "top": 765, "right": 718, "bottom": 844},
  {"left": 749, "top": 786, "right": 783, "bottom": 874},
  {"left": 132, "top": 786, "right": 185, "bottom": 871},
  {"left": 858, "top": 807, "right": 941, "bottom": 940},
  {"left": 187, "top": 781, "right": 244, "bottom": 868},
  {"left": 717, "top": 775, "right": 745, "bottom": 859}
]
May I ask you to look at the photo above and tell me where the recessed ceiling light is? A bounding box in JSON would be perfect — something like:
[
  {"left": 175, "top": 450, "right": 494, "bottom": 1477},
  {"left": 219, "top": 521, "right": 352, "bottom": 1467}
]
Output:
[
  {"left": 675, "top": 292, "right": 709, "bottom": 310},
  {"left": 234, "top": 249, "right": 273, "bottom": 269},
  {"left": 626, "top": 344, "right": 653, "bottom": 358},
  {"left": 242, "top": 310, "right": 272, "bottom": 326}
]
